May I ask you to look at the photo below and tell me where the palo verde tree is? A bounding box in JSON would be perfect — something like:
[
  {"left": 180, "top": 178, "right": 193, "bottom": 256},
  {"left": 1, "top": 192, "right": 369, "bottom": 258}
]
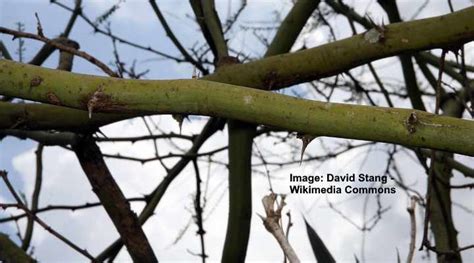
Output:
[{"left": 0, "top": 0, "right": 473, "bottom": 262}]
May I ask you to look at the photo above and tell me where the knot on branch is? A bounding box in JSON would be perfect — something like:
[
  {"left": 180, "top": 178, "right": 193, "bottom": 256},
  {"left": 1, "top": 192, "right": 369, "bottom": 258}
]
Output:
[
  {"left": 30, "top": 76, "right": 43, "bottom": 88},
  {"left": 405, "top": 112, "right": 419, "bottom": 134}
]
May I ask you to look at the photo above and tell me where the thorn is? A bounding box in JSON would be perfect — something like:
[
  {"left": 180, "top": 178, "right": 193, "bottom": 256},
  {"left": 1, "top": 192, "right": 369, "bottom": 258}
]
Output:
[
  {"left": 172, "top": 114, "right": 189, "bottom": 134},
  {"left": 297, "top": 133, "right": 316, "bottom": 165},
  {"left": 34, "top": 12, "right": 44, "bottom": 37}
]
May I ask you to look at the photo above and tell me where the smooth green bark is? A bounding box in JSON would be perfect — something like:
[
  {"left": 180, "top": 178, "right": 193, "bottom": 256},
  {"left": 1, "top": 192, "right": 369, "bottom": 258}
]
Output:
[
  {"left": 265, "top": 0, "right": 320, "bottom": 57},
  {"left": 379, "top": 0, "right": 425, "bottom": 111},
  {"left": 0, "top": 233, "right": 35, "bottom": 263},
  {"left": 1, "top": 7, "right": 473, "bottom": 131},
  {"left": 0, "top": 60, "right": 473, "bottom": 156},
  {"left": 222, "top": 1, "right": 321, "bottom": 260},
  {"left": 205, "top": 7, "right": 474, "bottom": 89},
  {"left": 221, "top": 120, "right": 255, "bottom": 262}
]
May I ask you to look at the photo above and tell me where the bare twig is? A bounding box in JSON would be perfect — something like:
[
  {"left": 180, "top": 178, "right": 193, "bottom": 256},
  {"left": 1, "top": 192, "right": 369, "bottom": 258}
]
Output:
[
  {"left": 192, "top": 159, "right": 207, "bottom": 262},
  {"left": 435, "top": 50, "right": 447, "bottom": 114},
  {"left": 21, "top": 143, "right": 44, "bottom": 251},
  {"left": 260, "top": 193, "right": 300, "bottom": 263},
  {"left": 51, "top": 0, "right": 185, "bottom": 63},
  {"left": 149, "top": 0, "right": 208, "bottom": 74},
  {"left": 0, "top": 197, "right": 147, "bottom": 223},
  {"left": 34, "top": 13, "right": 44, "bottom": 37},
  {"left": 0, "top": 26, "right": 118, "bottom": 77},
  {"left": 283, "top": 211, "right": 293, "bottom": 263},
  {"left": 96, "top": 133, "right": 193, "bottom": 142},
  {"left": 101, "top": 146, "right": 227, "bottom": 164},
  {"left": 0, "top": 170, "right": 96, "bottom": 261},
  {"left": 406, "top": 196, "right": 418, "bottom": 263}
]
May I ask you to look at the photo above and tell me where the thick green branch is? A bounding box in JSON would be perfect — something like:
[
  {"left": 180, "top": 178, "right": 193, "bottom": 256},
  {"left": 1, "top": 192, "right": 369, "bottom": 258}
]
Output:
[
  {"left": 265, "top": 0, "right": 320, "bottom": 57},
  {"left": 200, "top": 0, "right": 228, "bottom": 60},
  {"left": 221, "top": 120, "right": 254, "bottom": 262},
  {"left": 1, "top": 60, "right": 473, "bottom": 155},
  {"left": 0, "top": 41, "right": 12, "bottom": 60},
  {"left": 0, "top": 233, "right": 36, "bottom": 262},
  {"left": 379, "top": 0, "right": 425, "bottom": 111},
  {"left": 1, "top": 7, "right": 473, "bottom": 130},
  {"left": 205, "top": 7, "right": 474, "bottom": 89}
]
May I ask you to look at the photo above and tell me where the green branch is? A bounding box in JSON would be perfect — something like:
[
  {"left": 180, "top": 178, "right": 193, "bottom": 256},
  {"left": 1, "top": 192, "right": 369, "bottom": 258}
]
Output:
[
  {"left": 0, "top": 101, "right": 132, "bottom": 130},
  {"left": 379, "top": 0, "right": 425, "bottom": 111},
  {"left": 0, "top": 233, "right": 36, "bottom": 263},
  {"left": 1, "top": 7, "right": 472, "bottom": 130},
  {"left": 1, "top": 60, "right": 473, "bottom": 156},
  {"left": 221, "top": 120, "right": 255, "bottom": 262},
  {"left": 265, "top": 0, "right": 320, "bottom": 57},
  {"left": 205, "top": 6, "right": 474, "bottom": 89}
]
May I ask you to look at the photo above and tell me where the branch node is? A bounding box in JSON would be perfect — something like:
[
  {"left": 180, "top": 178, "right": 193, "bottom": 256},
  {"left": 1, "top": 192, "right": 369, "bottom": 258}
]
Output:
[{"left": 405, "top": 112, "right": 419, "bottom": 134}]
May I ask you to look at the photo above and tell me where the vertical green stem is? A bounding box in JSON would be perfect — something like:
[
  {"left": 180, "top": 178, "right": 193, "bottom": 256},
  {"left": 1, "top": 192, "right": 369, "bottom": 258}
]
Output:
[{"left": 222, "top": 120, "right": 255, "bottom": 262}]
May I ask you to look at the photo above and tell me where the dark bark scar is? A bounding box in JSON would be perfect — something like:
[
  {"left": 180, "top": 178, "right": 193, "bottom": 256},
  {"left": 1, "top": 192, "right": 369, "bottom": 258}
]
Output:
[
  {"left": 85, "top": 87, "right": 127, "bottom": 118},
  {"left": 46, "top": 92, "right": 62, "bottom": 106},
  {"left": 405, "top": 112, "right": 418, "bottom": 134},
  {"left": 30, "top": 76, "right": 43, "bottom": 88}
]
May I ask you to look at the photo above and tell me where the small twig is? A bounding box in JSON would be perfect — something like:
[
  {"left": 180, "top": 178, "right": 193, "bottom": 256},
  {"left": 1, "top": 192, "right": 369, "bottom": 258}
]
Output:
[
  {"left": 0, "top": 26, "right": 118, "bottom": 77},
  {"left": 283, "top": 211, "right": 293, "bottom": 263},
  {"left": 149, "top": 0, "right": 208, "bottom": 74},
  {"left": 0, "top": 170, "right": 96, "bottom": 261},
  {"left": 62, "top": 0, "right": 82, "bottom": 37},
  {"left": 14, "top": 23, "right": 26, "bottom": 62},
  {"left": 447, "top": 0, "right": 454, "bottom": 12},
  {"left": 96, "top": 133, "right": 194, "bottom": 142},
  {"left": 435, "top": 50, "right": 447, "bottom": 114},
  {"left": 406, "top": 196, "right": 418, "bottom": 263},
  {"left": 34, "top": 13, "right": 44, "bottom": 37},
  {"left": 192, "top": 159, "right": 207, "bottom": 262},
  {"left": 141, "top": 117, "right": 169, "bottom": 171},
  {"left": 424, "top": 243, "right": 474, "bottom": 256},
  {"left": 51, "top": 0, "right": 185, "bottom": 64},
  {"left": 0, "top": 197, "right": 147, "bottom": 223},
  {"left": 254, "top": 142, "right": 273, "bottom": 192},
  {"left": 100, "top": 146, "right": 227, "bottom": 164},
  {"left": 21, "top": 143, "right": 44, "bottom": 251}
]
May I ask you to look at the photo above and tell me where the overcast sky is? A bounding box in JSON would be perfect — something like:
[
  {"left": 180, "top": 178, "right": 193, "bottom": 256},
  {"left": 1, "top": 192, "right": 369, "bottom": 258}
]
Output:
[{"left": 1, "top": 0, "right": 473, "bottom": 262}]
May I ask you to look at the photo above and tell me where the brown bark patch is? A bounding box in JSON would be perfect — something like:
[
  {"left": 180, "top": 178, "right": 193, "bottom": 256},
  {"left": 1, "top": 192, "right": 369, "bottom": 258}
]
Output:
[
  {"left": 405, "top": 112, "right": 418, "bottom": 134},
  {"left": 46, "top": 92, "right": 61, "bottom": 106},
  {"left": 30, "top": 76, "right": 43, "bottom": 88}
]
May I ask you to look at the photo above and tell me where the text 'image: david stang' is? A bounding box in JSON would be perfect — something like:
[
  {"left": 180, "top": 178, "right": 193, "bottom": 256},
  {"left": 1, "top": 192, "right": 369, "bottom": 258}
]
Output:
[{"left": 289, "top": 173, "right": 396, "bottom": 194}]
